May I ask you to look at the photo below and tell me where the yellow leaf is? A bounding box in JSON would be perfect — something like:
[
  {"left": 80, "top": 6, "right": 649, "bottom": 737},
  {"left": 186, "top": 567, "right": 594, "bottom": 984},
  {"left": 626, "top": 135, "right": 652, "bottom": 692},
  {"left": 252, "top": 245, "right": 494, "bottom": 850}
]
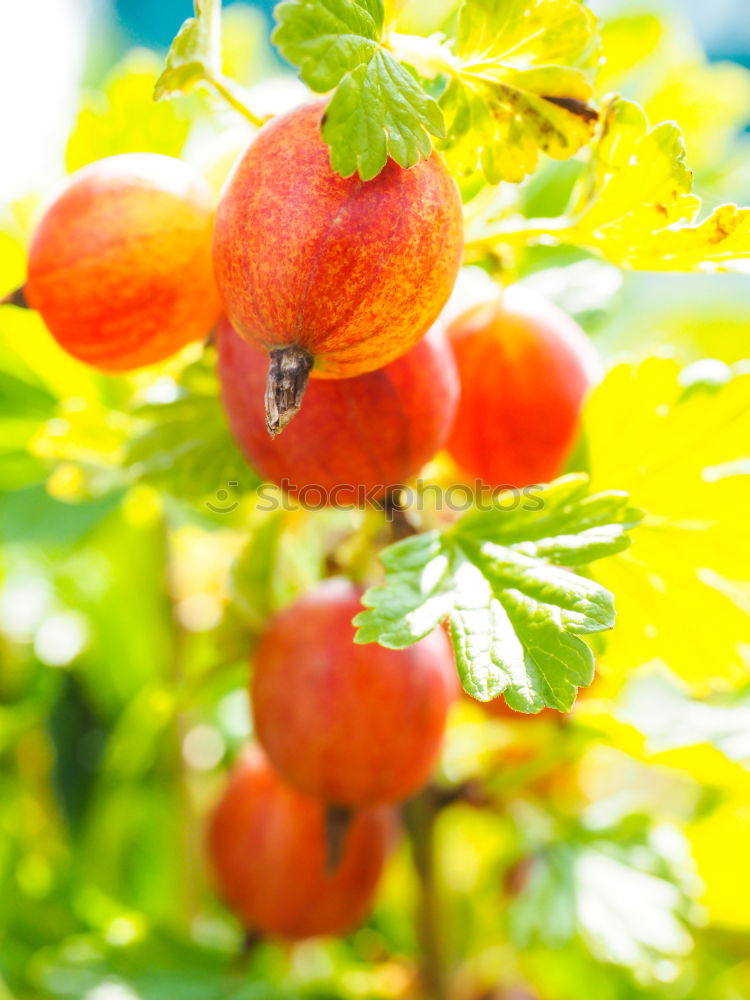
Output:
[
  {"left": 439, "top": 0, "right": 600, "bottom": 183},
  {"left": 688, "top": 802, "right": 750, "bottom": 928},
  {"left": 563, "top": 99, "right": 750, "bottom": 272},
  {"left": 630, "top": 204, "right": 750, "bottom": 273},
  {"left": 599, "top": 12, "right": 750, "bottom": 172},
  {"left": 66, "top": 51, "right": 193, "bottom": 173},
  {"left": 646, "top": 61, "right": 750, "bottom": 172},
  {"left": 586, "top": 358, "right": 750, "bottom": 686},
  {"left": 597, "top": 14, "right": 664, "bottom": 86}
]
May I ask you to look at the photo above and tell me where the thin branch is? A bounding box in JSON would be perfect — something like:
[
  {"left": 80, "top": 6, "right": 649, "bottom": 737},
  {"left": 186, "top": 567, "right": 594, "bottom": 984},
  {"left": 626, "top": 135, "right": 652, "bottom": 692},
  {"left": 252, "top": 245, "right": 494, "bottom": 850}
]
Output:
[
  {"left": 403, "top": 787, "right": 451, "bottom": 1000},
  {"left": 204, "top": 73, "right": 270, "bottom": 128},
  {"left": 381, "top": 488, "right": 420, "bottom": 542}
]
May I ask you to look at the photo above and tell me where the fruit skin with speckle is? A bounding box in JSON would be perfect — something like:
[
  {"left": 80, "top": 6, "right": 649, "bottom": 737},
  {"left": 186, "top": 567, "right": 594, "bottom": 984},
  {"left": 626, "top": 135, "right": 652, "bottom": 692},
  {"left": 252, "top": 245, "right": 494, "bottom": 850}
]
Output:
[
  {"left": 252, "top": 579, "right": 458, "bottom": 808},
  {"left": 216, "top": 316, "right": 460, "bottom": 504},
  {"left": 208, "top": 747, "right": 391, "bottom": 939},
  {"left": 25, "top": 153, "right": 221, "bottom": 371},
  {"left": 212, "top": 100, "right": 464, "bottom": 431},
  {"left": 445, "top": 285, "right": 600, "bottom": 489}
]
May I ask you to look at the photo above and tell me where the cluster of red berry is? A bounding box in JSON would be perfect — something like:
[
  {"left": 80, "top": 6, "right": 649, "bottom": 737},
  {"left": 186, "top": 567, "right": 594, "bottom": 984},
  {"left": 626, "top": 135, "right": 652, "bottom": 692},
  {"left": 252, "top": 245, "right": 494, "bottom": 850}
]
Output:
[
  {"left": 14, "top": 98, "right": 599, "bottom": 940},
  {"left": 211, "top": 579, "right": 457, "bottom": 938}
]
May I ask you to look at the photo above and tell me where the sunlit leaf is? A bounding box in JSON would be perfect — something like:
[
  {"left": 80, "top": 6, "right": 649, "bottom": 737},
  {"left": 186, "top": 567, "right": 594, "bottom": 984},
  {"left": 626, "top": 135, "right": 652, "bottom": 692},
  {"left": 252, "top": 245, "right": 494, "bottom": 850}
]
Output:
[
  {"left": 439, "top": 0, "right": 600, "bottom": 183},
  {"left": 510, "top": 814, "right": 699, "bottom": 977},
  {"left": 620, "top": 672, "right": 750, "bottom": 768},
  {"left": 597, "top": 14, "right": 664, "bottom": 87},
  {"left": 125, "top": 357, "right": 259, "bottom": 503},
  {"left": 355, "top": 476, "right": 641, "bottom": 711},
  {"left": 562, "top": 98, "right": 750, "bottom": 272},
  {"left": 153, "top": 0, "right": 221, "bottom": 100},
  {"left": 273, "top": 0, "right": 444, "bottom": 179},
  {"left": 587, "top": 358, "right": 750, "bottom": 684}
]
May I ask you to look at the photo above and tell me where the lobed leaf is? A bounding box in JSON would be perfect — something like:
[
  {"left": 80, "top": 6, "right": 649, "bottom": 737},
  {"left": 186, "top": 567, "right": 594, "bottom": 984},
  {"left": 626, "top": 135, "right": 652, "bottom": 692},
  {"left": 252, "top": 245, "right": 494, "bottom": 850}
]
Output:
[
  {"left": 509, "top": 814, "right": 698, "bottom": 977},
  {"left": 273, "top": 0, "right": 383, "bottom": 91},
  {"left": 562, "top": 98, "right": 750, "bottom": 272},
  {"left": 323, "top": 51, "right": 444, "bottom": 179},
  {"left": 355, "top": 475, "right": 641, "bottom": 711},
  {"left": 153, "top": 0, "right": 221, "bottom": 100},
  {"left": 439, "top": 0, "right": 600, "bottom": 183},
  {"left": 273, "top": 0, "right": 444, "bottom": 178}
]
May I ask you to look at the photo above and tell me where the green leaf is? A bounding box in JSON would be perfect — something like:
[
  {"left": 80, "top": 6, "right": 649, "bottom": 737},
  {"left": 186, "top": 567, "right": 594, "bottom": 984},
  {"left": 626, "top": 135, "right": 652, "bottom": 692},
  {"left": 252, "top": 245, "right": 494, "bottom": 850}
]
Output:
[
  {"left": 35, "top": 928, "right": 299, "bottom": 1000},
  {"left": 355, "top": 475, "right": 641, "bottom": 712},
  {"left": 125, "top": 356, "right": 259, "bottom": 503},
  {"left": 0, "top": 371, "right": 58, "bottom": 490},
  {"left": 323, "top": 51, "right": 444, "bottom": 179},
  {"left": 0, "top": 485, "right": 125, "bottom": 546},
  {"left": 0, "top": 449, "right": 49, "bottom": 491},
  {"left": 0, "top": 371, "right": 56, "bottom": 420},
  {"left": 154, "top": 0, "right": 221, "bottom": 100},
  {"left": 439, "top": 0, "right": 599, "bottom": 183},
  {"left": 273, "top": 0, "right": 445, "bottom": 179},
  {"left": 154, "top": 0, "right": 265, "bottom": 124},
  {"left": 273, "top": 0, "right": 384, "bottom": 91},
  {"left": 509, "top": 813, "right": 698, "bottom": 977},
  {"left": 230, "top": 512, "right": 288, "bottom": 629}
]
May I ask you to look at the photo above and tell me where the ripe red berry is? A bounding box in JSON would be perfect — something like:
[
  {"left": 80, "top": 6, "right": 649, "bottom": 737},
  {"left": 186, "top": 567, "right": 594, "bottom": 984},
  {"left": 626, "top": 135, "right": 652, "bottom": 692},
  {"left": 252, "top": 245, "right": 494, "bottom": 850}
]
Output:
[
  {"left": 252, "top": 580, "right": 458, "bottom": 807},
  {"left": 25, "top": 153, "right": 221, "bottom": 371},
  {"left": 208, "top": 748, "right": 392, "bottom": 939},
  {"left": 212, "top": 100, "right": 464, "bottom": 433},
  {"left": 445, "top": 285, "right": 600, "bottom": 488},
  {"left": 216, "top": 316, "right": 460, "bottom": 504}
]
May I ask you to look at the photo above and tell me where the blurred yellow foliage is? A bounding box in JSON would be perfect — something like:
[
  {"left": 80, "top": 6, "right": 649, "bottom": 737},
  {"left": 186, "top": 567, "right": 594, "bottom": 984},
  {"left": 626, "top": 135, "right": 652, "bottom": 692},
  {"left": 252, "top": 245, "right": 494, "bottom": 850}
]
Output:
[
  {"left": 587, "top": 358, "right": 750, "bottom": 686},
  {"left": 689, "top": 802, "right": 750, "bottom": 928},
  {"left": 66, "top": 50, "right": 193, "bottom": 173},
  {"left": 599, "top": 13, "right": 750, "bottom": 173}
]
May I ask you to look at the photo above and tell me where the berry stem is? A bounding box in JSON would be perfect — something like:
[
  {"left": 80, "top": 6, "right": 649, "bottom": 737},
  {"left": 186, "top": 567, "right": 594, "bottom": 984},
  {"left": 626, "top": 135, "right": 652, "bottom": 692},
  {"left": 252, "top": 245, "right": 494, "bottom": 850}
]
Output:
[
  {"left": 163, "top": 514, "right": 201, "bottom": 926},
  {"left": 324, "top": 803, "right": 354, "bottom": 874},
  {"left": 264, "top": 345, "right": 314, "bottom": 436},
  {"left": 382, "top": 488, "right": 419, "bottom": 541},
  {"left": 1, "top": 286, "right": 28, "bottom": 309},
  {"left": 404, "top": 787, "right": 451, "bottom": 1000}
]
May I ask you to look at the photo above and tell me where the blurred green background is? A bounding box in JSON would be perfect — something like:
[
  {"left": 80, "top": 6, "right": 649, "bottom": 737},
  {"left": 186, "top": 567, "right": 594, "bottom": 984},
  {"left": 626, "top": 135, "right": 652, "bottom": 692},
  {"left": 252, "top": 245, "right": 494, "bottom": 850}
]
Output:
[{"left": 2, "top": 1, "right": 750, "bottom": 999}]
